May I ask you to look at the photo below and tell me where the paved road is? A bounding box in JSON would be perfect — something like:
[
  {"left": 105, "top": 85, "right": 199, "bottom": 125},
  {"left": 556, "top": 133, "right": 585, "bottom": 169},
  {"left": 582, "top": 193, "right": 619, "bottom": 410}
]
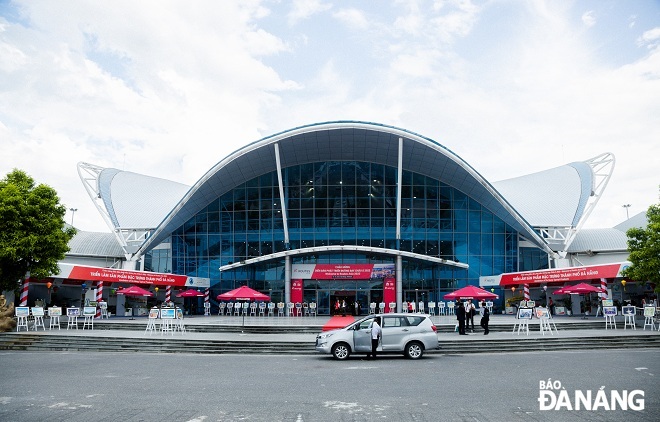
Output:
[{"left": 0, "top": 349, "right": 658, "bottom": 421}]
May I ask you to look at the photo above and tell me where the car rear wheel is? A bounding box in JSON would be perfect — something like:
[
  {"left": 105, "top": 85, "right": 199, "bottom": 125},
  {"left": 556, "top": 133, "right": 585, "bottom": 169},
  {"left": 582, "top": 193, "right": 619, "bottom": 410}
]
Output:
[
  {"left": 331, "top": 343, "right": 351, "bottom": 360},
  {"left": 405, "top": 341, "right": 424, "bottom": 359}
]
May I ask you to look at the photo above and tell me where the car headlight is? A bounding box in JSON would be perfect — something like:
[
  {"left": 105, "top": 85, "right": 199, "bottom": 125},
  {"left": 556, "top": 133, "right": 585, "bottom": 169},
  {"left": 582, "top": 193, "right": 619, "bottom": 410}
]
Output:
[{"left": 317, "top": 332, "right": 334, "bottom": 340}]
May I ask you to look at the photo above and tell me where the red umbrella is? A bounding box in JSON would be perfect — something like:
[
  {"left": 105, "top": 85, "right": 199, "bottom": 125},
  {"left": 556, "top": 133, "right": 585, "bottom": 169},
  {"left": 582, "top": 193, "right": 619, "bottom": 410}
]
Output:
[
  {"left": 176, "top": 288, "right": 205, "bottom": 298},
  {"left": 444, "top": 285, "right": 499, "bottom": 300},
  {"left": 555, "top": 283, "right": 605, "bottom": 295},
  {"left": 116, "top": 285, "right": 154, "bottom": 297},
  {"left": 217, "top": 285, "right": 270, "bottom": 301}
]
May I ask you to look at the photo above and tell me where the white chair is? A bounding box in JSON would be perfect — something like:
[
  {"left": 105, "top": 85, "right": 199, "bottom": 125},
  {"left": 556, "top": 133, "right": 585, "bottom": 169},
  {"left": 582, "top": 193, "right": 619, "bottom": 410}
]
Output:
[
  {"left": 428, "top": 301, "right": 436, "bottom": 316},
  {"left": 369, "top": 302, "right": 376, "bottom": 314},
  {"left": 379, "top": 302, "right": 385, "bottom": 314},
  {"left": 218, "top": 302, "right": 226, "bottom": 316},
  {"left": 402, "top": 301, "right": 408, "bottom": 313},
  {"left": 267, "top": 302, "right": 275, "bottom": 317},
  {"left": 309, "top": 302, "right": 317, "bottom": 317},
  {"left": 277, "top": 302, "right": 285, "bottom": 317},
  {"left": 287, "top": 302, "right": 295, "bottom": 317}
]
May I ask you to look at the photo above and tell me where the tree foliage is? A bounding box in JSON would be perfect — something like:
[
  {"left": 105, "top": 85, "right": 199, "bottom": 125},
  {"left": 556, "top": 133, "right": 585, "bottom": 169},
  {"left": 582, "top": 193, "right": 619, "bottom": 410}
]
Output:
[
  {"left": 621, "top": 203, "right": 660, "bottom": 293},
  {"left": 0, "top": 169, "right": 76, "bottom": 292}
]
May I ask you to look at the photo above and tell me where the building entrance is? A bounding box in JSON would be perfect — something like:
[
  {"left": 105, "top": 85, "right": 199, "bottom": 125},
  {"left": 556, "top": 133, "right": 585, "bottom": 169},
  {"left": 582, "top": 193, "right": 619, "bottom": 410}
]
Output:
[{"left": 330, "top": 292, "right": 355, "bottom": 316}]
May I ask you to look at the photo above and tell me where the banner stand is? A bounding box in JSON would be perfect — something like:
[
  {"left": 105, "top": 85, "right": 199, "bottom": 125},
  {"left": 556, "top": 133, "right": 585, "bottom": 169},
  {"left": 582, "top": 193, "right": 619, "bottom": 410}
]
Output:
[
  {"left": 31, "top": 307, "right": 45, "bottom": 331},
  {"left": 48, "top": 307, "right": 62, "bottom": 330},
  {"left": 643, "top": 306, "right": 656, "bottom": 330},
  {"left": 604, "top": 314, "right": 616, "bottom": 329}
]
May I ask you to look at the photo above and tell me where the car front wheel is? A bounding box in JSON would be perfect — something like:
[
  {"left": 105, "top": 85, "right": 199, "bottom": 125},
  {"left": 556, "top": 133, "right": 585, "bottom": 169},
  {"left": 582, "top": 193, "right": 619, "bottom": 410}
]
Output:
[
  {"left": 405, "top": 341, "right": 424, "bottom": 359},
  {"left": 332, "top": 343, "right": 351, "bottom": 360}
]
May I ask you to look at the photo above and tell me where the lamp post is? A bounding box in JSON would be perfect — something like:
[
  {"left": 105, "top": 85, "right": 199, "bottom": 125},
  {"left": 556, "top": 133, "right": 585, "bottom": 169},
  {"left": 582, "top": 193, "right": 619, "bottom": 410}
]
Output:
[
  {"left": 69, "top": 208, "right": 78, "bottom": 226},
  {"left": 543, "top": 285, "right": 548, "bottom": 307},
  {"left": 622, "top": 204, "right": 631, "bottom": 219}
]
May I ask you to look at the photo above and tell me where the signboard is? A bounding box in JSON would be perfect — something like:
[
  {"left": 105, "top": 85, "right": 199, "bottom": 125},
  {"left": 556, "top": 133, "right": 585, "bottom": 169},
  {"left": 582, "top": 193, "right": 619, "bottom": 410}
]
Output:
[
  {"left": 290, "top": 279, "right": 303, "bottom": 303},
  {"left": 383, "top": 276, "right": 396, "bottom": 306},
  {"left": 535, "top": 308, "right": 549, "bottom": 318},
  {"left": 48, "top": 307, "right": 62, "bottom": 316},
  {"left": 83, "top": 306, "right": 96, "bottom": 316},
  {"left": 31, "top": 307, "right": 45, "bottom": 317},
  {"left": 291, "top": 263, "right": 395, "bottom": 280},
  {"left": 160, "top": 308, "right": 176, "bottom": 319},
  {"left": 67, "top": 307, "right": 80, "bottom": 316},
  {"left": 526, "top": 301, "right": 536, "bottom": 308},
  {"left": 99, "top": 302, "right": 108, "bottom": 309},
  {"left": 555, "top": 306, "right": 566, "bottom": 316},
  {"left": 497, "top": 262, "right": 631, "bottom": 286},
  {"left": 517, "top": 308, "right": 533, "bottom": 320},
  {"left": 602, "top": 299, "right": 613, "bottom": 307},
  {"left": 55, "top": 263, "right": 210, "bottom": 287},
  {"left": 622, "top": 306, "right": 636, "bottom": 316},
  {"left": 603, "top": 307, "right": 617, "bottom": 316},
  {"left": 644, "top": 307, "right": 656, "bottom": 317},
  {"left": 148, "top": 308, "right": 159, "bottom": 319},
  {"left": 15, "top": 307, "right": 29, "bottom": 317}
]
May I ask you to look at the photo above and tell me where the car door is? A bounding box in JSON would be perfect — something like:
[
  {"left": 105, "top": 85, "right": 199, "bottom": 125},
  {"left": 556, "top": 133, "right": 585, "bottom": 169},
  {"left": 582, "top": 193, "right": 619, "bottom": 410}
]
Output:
[
  {"left": 381, "top": 316, "right": 409, "bottom": 351},
  {"left": 352, "top": 316, "right": 375, "bottom": 353}
]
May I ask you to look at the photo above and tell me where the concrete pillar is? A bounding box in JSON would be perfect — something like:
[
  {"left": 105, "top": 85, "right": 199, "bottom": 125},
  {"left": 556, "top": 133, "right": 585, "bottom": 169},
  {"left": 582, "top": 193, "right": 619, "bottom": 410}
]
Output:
[
  {"left": 285, "top": 255, "right": 291, "bottom": 316},
  {"left": 396, "top": 255, "right": 403, "bottom": 312}
]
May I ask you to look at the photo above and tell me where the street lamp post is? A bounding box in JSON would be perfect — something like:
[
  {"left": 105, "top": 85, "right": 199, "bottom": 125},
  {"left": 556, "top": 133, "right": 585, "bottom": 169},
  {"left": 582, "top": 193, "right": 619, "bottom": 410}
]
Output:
[
  {"left": 622, "top": 204, "right": 631, "bottom": 219},
  {"left": 69, "top": 208, "right": 78, "bottom": 226}
]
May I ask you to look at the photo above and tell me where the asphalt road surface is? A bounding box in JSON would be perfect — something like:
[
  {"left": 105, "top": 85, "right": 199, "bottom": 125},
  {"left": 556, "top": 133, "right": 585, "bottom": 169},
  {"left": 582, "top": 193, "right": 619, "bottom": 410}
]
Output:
[{"left": 0, "top": 349, "right": 658, "bottom": 421}]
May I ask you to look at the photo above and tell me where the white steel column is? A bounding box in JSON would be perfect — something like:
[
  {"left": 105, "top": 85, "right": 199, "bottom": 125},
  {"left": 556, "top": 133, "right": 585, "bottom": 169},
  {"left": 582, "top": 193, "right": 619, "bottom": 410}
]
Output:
[
  {"left": 395, "top": 137, "right": 403, "bottom": 245},
  {"left": 274, "top": 143, "right": 290, "bottom": 247},
  {"left": 285, "top": 256, "right": 291, "bottom": 315}
]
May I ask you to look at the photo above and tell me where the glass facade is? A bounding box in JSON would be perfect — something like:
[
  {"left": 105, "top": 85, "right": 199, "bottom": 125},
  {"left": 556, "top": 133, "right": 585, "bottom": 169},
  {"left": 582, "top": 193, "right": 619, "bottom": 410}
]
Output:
[{"left": 149, "top": 160, "right": 520, "bottom": 313}]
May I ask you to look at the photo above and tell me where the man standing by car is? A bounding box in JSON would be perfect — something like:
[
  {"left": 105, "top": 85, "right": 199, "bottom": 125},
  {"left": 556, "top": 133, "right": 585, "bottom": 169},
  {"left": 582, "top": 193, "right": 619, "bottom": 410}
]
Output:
[{"left": 367, "top": 317, "right": 382, "bottom": 359}]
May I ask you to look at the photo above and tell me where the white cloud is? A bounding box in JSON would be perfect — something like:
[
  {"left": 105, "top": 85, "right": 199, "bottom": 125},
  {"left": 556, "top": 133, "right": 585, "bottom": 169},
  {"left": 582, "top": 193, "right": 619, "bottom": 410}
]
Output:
[
  {"left": 333, "top": 8, "right": 369, "bottom": 30},
  {"left": 287, "top": 0, "right": 332, "bottom": 26},
  {"left": 581, "top": 10, "right": 596, "bottom": 27}
]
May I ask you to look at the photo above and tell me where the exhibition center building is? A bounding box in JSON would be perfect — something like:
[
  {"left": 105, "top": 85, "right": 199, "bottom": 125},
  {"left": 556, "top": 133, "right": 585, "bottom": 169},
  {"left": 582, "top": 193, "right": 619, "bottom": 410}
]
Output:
[{"left": 76, "top": 121, "right": 617, "bottom": 315}]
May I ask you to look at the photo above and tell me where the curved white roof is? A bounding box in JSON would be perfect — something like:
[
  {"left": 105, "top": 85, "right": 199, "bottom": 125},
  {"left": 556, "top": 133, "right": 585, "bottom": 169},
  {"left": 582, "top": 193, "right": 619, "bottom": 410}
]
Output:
[
  {"left": 97, "top": 168, "right": 190, "bottom": 228},
  {"left": 566, "top": 228, "right": 628, "bottom": 253},
  {"left": 493, "top": 162, "right": 593, "bottom": 227}
]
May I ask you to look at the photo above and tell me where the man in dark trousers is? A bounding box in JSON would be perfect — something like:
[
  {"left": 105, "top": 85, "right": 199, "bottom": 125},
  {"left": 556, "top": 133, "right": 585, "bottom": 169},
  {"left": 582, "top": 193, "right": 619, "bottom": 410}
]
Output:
[
  {"left": 367, "top": 317, "right": 382, "bottom": 359},
  {"left": 456, "top": 301, "right": 467, "bottom": 335},
  {"left": 480, "top": 301, "right": 490, "bottom": 335}
]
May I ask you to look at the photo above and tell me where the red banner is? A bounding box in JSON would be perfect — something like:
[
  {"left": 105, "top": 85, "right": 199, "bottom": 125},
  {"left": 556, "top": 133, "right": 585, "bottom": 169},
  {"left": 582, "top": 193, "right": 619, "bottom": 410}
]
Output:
[
  {"left": 383, "top": 276, "right": 396, "bottom": 311},
  {"left": 291, "top": 264, "right": 395, "bottom": 280},
  {"left": 498, "top": 263, "right": 627, "bottom": 286},
  {"left": 55, "top": 263, "right": 210, "bottom": 287},
  {"left": 291, "top": 279, "right": 303, "bottom": 303}
]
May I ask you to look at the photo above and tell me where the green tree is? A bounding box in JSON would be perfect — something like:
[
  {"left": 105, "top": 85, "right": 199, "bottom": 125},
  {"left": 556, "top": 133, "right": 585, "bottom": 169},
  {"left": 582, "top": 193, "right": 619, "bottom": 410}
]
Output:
[
  {"left": 0, "top": 169, "right": 76, "bottom": 293},
  {"left": 621, "top": 203, "right": 660, "bottom": 293}
]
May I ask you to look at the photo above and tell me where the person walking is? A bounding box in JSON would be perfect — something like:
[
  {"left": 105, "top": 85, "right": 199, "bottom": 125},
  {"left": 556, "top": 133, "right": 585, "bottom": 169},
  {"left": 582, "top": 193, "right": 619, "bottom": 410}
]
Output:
[
  {"left": 465, "top": 299, "right": 475, "bottom": 332},
  {"left": 341, "top": 299, "right": 347, "bottom": 316},
  {"left": 456, "top": 301, "right": 467, "bottom": 335},
  {"left": 480, "top": 301, "right": 490, "bottom": 335},
  {"left": 367, "top": 316, "right": 382, "bottom": 359}
]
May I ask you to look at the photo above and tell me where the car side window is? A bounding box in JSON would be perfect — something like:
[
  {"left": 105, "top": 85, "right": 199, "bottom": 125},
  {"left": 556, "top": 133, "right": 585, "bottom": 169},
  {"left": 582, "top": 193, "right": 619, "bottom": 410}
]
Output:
[
  {"left": 382, "top": 316, "right": 400, "bottom": 328},
  {"left": 404, "top": 316, "right": 424, "bottom": 326},
  {"left": 356, "top": 318, "right": 374, "bottom": 330}
]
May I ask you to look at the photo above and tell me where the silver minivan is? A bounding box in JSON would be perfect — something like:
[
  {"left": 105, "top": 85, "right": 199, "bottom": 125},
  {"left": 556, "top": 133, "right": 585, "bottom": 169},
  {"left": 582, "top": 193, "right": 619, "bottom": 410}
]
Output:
[{"left": 315, "top": 313, "right": 438, "bottom": 360}]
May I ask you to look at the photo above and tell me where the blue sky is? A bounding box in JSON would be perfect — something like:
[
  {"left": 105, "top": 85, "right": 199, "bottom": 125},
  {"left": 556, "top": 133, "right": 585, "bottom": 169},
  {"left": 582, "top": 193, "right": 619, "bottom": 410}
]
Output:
[{"left": 0, "top": 0, "right": 658, "bottom": 232}]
